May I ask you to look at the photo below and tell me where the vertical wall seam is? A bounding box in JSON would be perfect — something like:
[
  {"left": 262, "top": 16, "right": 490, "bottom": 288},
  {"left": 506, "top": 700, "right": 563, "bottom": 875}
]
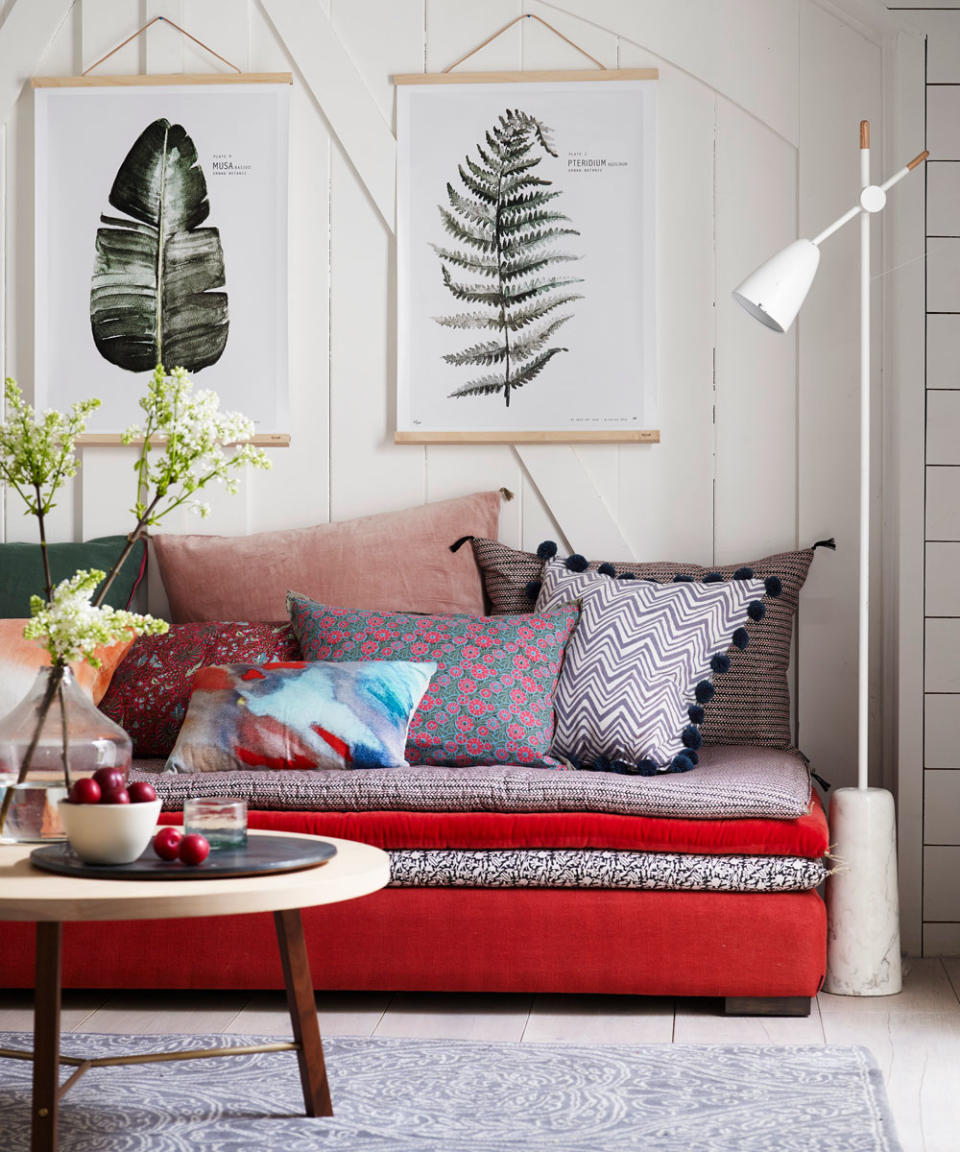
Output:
[
  {"left": 921, "top": 29, "right": 929, "bottom": 952},
  {"left": 711, "top": 94, "right": 718, "bottom": 566}
]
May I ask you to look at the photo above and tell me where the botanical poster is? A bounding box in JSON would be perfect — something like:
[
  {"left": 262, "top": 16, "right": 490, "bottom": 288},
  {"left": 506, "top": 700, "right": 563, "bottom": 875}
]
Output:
[
  {"left": 34, "top": 81, "right": 289, "bottom": 433},
  {"left": 396, "top": 75, "right": 657, "bottom": 440}
]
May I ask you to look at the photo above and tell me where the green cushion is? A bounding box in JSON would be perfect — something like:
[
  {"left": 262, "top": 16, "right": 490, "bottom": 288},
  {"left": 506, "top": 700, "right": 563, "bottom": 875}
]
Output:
[{"left": 0, "top": 535, "right": 147, "bottom": 618}]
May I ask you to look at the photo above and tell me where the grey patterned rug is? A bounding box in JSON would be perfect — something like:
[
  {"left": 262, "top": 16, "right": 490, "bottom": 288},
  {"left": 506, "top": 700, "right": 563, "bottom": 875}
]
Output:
[{"left": 0, "top": 1033, "right": 901, "bottom": 1151}]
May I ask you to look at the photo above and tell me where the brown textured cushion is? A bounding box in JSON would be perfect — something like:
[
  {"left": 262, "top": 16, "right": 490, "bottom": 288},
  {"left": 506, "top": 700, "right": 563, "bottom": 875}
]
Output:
[
  {"left": 152, "top": 492, "right": 501, "bottom": 623},
  {"left": 469, "top": 538, "right": 814, "bottom": 749}
]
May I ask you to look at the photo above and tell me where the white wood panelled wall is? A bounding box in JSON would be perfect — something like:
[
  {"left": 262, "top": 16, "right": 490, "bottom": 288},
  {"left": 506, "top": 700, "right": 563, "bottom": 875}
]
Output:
[{"left": 1, "top": 6, "right": 890, "bottom": 793}]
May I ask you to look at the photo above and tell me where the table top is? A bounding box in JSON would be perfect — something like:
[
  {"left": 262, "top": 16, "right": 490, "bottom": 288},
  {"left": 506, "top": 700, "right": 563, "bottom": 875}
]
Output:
[{"left": 0, "top": 832, "right": 390, "bottom": 923}]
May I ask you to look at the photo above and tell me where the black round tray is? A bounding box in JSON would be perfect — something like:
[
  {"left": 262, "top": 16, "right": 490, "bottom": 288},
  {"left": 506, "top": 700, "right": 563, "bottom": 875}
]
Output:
[{"left": 30, "top": 834, "right": 337, "bottom": 880}]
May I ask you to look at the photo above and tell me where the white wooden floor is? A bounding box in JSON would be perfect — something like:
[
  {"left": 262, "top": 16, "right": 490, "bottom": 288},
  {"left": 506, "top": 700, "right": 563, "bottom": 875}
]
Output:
[{"left": 2, "top": 957, "right": 959, "bottom": 1151}]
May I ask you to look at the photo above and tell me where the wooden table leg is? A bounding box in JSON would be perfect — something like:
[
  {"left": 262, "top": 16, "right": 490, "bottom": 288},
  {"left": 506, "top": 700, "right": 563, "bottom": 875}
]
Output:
[
  {"left": 274, "top": 908, "right": 332, "bottom": 1117},
  {"left": 32, "top": 922, "right": 62, "bottom": 1152}
]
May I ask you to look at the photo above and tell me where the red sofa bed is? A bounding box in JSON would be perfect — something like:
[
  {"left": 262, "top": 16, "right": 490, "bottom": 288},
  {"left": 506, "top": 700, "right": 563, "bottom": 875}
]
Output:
[{"left": 3, "top": 749, "right": 828, "bottom": 1013}]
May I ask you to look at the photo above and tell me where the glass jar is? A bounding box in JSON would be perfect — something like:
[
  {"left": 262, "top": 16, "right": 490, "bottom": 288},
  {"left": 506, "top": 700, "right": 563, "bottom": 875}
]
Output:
[{"left": 0, "top": 665, "right": 132, "bottom": 843}]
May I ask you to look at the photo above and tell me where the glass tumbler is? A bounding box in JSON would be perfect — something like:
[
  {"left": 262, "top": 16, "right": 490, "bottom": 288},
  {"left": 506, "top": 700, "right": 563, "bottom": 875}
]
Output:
[{"left": 183, "top": 797, "right": 247, "bottom": 850}]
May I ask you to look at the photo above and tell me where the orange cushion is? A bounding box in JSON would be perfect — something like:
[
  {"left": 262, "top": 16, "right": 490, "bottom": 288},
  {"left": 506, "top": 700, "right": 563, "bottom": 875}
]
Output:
[
  {"left": 0, "top": 619, "right": 134, "bottom": 716},
  {"left": 151, "top": 491, "right": 501, "bottom": 623}
]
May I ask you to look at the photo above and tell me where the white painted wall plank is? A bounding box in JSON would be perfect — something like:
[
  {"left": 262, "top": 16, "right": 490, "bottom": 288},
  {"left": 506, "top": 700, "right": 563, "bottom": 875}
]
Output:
[
  {"left": 926, "top": 467, "right": 960, "bottom": 539},
  {"left": 923, "top": 846, "right": 960, "bottom": 920},
  {"left": 927, "top": 237, "right": 960, "bottom": 313},
  {"left": 925, "top": 695, "right": 959, "bottom": 770},
  {"left": 261, "top": 0, "right": 396, "bottom": 230},
  {"left": 714, "top": 99, "right": 797, "bottom": 566},
  {"left": 925, "top": 771, "right": 960, "bottom": 843},
  {"left": 327, "top": 0, "right": 425, "bottom": 522},
  {"left": 0, "top": 0, "right": 74, "bottom": 122},
  {"left": 927, "top": 86, "right": 960, "bottom": 161},
  {"left": 79, "top": 0, "right": 141, "bottom": 74},
  {"left": 927, "top": 163, "right": 960, "bottom": 237},
  {"left": 926, "top": 618, "right": 960, "bottom": 692},
  {"left": 617, "top": 40, "right": 716, "bottom": 564},
  {"left": 927, "top": 391, "right": 960, "bottom": 465},
  {"left": 143, "top": 1, "right": 185, "bottom": 74},
  {"left": 181, "top": 0, "right": 250, "bottom": 75},
  {"left": 926, "top": 542, "right": 960, "bottom": 616},
  {"left": 538, "top": 0, "right": 800, "bottom": 146},
  {"left": 246, "top": 1, "right": 332, "bottom": 532},
  {"left": 927, "top": 316, "right": 960, "bottom": 390}
]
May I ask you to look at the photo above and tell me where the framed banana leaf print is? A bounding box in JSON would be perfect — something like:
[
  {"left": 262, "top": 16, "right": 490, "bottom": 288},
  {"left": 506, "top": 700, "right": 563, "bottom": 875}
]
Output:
[
  {"left": 33, "top": 75, "right": 290, "bottom": 436},
  {"left": 394, "top": 70, "right": 658, "bottom": 444}
]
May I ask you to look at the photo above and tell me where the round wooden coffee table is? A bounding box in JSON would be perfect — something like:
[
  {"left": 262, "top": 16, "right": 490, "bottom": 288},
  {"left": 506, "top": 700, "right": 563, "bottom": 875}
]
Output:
[{"left": 0, "top": 831, "right": 390, "bottom": 1152}]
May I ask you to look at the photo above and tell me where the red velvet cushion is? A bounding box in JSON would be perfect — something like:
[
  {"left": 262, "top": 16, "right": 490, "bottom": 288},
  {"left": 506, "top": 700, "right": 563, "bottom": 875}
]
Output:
[
  {"left": 99, "top": 622, "right": 301, "bottom": 757},
  {"left": 159, "top": 792, "right": 828, "bottom": 856}
]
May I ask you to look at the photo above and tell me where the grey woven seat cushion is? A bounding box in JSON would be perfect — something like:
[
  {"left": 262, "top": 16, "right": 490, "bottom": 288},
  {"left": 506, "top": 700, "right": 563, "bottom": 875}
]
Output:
[
  {"left": 132, "top": 745, "right": 812, "bottom": 820},
  {"left": 468, "top": 537, "right": 815, "bottom": 750}
]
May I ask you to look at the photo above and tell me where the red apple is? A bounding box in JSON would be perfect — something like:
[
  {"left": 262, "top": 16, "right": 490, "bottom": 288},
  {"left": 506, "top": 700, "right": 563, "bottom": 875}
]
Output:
[
  {"left": 92, "top": 767, "right": 125, "bottom": 793},
  {"left": 100, "top": 788, "right": 130, "bottom": 805},
  {"left": 178, "top": 833, "right": 210, "bottom": 866},
  {"left": 128, "top": 781, "right": 157, "bottom": 804},
  {"left": 153, "top": 827, "right": 183, "bottom": 861},
  {"left": 68, "top": 777, "right": 101, "bottom": 805}
]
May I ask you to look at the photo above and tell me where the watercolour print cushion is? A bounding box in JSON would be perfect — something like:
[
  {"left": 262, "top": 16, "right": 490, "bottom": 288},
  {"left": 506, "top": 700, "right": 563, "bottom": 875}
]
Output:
[
  {"left": 166, "top": 660, "right": 437, "bottom": 774},
  {"left": 287, "top": 594, "right": 580, "bottom": 768}
]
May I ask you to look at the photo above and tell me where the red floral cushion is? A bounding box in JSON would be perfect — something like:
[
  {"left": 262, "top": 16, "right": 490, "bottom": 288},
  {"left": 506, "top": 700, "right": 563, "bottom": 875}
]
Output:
[
  {"left": 287, "top": 595, "right": 579, "bottom": 768},
  {"left": 98, "top": 622, "right": 301, "bottom": 757}
]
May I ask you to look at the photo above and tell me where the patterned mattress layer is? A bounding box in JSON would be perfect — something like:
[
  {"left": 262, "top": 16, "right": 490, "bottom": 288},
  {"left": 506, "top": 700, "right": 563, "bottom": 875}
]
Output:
[
  {"left": 134, "top": 744, "right": 812, "bottom": 821},
  {"left": 386, "top": 849, "right": 828, "bottom": 892}
]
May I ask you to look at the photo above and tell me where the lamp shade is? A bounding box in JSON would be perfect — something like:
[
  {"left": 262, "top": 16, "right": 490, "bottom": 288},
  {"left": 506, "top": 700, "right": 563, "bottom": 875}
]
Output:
[{"left": 732, "top": 239, "right": 821, "bottom": 333}]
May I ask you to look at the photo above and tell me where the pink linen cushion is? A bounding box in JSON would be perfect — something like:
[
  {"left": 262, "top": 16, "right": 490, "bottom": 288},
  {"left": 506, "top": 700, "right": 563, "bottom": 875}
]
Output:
[
  {"left": 152, "top": 491, "right": 501, "bottom": 623},
  {"left": 287, "top": 593, "right": 579, "bottom": 768}
]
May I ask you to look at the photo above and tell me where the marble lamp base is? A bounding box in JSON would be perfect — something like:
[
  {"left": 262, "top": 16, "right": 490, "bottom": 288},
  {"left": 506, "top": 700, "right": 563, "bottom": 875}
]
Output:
[{"left": 824, "top": 786, "right": 902, "bottom": 996}]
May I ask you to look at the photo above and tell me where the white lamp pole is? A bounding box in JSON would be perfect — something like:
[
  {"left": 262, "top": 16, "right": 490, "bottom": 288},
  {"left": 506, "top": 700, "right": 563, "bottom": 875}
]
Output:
[{"left": 734, "top": 122, "right": 927, "bottom": 996}]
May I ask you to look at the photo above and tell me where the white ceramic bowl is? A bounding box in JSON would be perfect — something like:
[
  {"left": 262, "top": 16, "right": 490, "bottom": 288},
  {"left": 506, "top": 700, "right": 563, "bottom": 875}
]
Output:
[{"left": 58, "top": 798, "right": 162, "bottom": 865}]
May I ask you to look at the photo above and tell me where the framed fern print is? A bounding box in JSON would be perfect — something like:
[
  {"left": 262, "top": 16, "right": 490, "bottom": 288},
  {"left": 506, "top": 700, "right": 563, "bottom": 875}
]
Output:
[
  {"left": 32, "top": 75, "right": 291, "bottom": 436},
  {"left": 395, "top": 70, "right": 658, "bottom": 443}
]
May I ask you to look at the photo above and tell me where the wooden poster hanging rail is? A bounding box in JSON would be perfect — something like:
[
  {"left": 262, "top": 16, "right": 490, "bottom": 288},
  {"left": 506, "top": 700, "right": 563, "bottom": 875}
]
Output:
[{"left": 393, "top": 13, "right": 659, "bottom": 445}]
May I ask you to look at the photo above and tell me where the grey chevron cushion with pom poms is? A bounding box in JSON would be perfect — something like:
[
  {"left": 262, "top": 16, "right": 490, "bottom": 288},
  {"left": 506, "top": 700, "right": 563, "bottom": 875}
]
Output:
[
  {"left": 535, "top": 558, "right": 775, "bottom": 773},
  {"left": 470, "top": 537, "right": 814, "bottom": 750}
]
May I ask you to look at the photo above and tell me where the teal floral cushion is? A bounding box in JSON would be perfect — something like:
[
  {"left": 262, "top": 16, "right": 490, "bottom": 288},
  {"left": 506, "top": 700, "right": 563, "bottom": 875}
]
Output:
[{"left": 287, "top": 594, "right": 579, "bottom": 768}]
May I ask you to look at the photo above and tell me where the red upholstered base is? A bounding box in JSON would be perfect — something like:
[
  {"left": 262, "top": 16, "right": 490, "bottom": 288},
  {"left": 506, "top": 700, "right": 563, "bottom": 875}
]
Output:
[{"left": 0, "top": 887, "right": 826, "bottom": 998}]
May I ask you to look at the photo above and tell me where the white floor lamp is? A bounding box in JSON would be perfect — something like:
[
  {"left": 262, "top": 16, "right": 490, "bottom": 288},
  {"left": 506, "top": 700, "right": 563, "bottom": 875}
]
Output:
[{"left": 733, "top": 121, "right": 927, "bottom": 996}]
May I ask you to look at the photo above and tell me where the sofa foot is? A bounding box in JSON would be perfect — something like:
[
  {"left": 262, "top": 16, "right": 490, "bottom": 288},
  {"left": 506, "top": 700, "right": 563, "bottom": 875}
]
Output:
[{"left": 723, "top": 996, "right": 811, "bottom": 1017}]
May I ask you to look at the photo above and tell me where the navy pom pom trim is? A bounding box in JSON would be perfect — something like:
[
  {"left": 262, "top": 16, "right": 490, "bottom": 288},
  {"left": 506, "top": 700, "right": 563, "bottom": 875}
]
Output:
[
  {"left": 703, "top": 571, "right": 723, "bottom": 583},
  {"left": 536, "top": 540, "right": 558, "bottom": 560},
  {"left": 688, "top": 704, "right": 706, "bottom": 725},
  {"left": 598, "top": 562, "right": 616, "bottom": 577},
  {"left": 733, "top": 566, "right": 754, "bottom": 580},
  {"left": 711, "top": 652, "right": 731, "bottom": 675},
  {"left": 524, "top": 579, "right": 542, "bottom": 601},
  {"left": 681, "top": 724, "right": 703, "bottom": 750},
  {"left": 673, "top": 573, "right": 694, "bottom": 583},
  {"left": 765, "top": 575, "right": 782, "bottom": 598},
  {"left": 748, "top": 600, "right": 766, "bottom": 622},
  {"left": 618, "top": 572, "right": 637, "bottom": 581},
  {"left": 670, "top": 752, "right": 697, "bottom": 773},
  {"left": 695, "top": 680, "right": 715, "bottom": 704},
  {"left": 565, "top": 553, "right": 588, "bottom": 572},
  {"left": 732, "top": 627, "right": 750, "bottom": 650}
]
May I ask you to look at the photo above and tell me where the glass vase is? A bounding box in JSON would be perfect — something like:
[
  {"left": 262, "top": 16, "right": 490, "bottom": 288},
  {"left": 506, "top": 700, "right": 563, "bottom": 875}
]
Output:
[{"left": 0, "top": 665, "right": 132, "bottom": 843}]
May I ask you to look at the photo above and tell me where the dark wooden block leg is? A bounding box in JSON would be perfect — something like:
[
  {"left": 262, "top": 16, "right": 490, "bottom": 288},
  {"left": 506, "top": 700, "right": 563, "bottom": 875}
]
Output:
[
  {"left": 32, "top": 922, "right": 62, "bottom": 1152},
  {"left": 723, "top": 996, "right": 811, "bottom": 1017},
  {"left": 274, "top": 908, "right": 332, "bottom": 1117}
]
